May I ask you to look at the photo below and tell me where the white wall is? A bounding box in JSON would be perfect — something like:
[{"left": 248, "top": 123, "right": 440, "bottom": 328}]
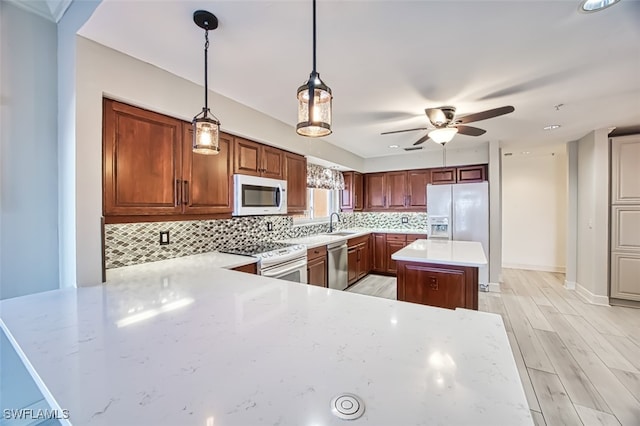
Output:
[
  {"left": 364, "top": 144, "right": 488, "bottom": 173},
  {"left": 73, "top": 36, "right": 365, "bottom": 286},
  {"left": 575, "top": 129, "right": 610, "bottom": 303},
  {"left": 502, "top": 146, "right": 567, "bottom": 272},
  {"left": 0, "top": 2, "right": 59, "bottom": 299},
  {"left": 565, "top": 140, "right": 578, "bottom": 288}
]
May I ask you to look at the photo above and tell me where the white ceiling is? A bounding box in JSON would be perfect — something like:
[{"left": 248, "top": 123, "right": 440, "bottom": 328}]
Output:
[{"left": 78, "top": 0, "right": 640, "bottom": 159}]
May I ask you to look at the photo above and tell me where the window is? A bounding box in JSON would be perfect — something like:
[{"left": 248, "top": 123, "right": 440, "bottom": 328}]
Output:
[{"left": 293, "top": 188, "right": 339, "bottom": 223}]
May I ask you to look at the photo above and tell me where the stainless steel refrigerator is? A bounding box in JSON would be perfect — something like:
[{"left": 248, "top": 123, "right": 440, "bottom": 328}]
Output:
[{"left": 426, "top": 181, "right": 489, "bottom": 289}]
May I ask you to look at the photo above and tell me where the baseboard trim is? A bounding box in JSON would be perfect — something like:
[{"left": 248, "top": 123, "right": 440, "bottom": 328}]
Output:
[
  {"left": 575, "top": 283, "right": 610, "bottom": 306},
  {"left": 502, "top": 263, "right": 566, "bottom": 273},
  {"left": 488, "top": 282, "right": 501, "bottom": 292},
  {"left": 564, "top": 280, "right": 576, "bottom": 290}
]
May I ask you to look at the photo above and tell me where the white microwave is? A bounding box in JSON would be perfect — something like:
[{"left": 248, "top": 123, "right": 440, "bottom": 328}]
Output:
[{"left": 233, "top": 174, "right": 287, "bottom": 216}]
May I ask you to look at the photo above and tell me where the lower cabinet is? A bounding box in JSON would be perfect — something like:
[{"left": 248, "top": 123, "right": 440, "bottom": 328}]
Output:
[
  {"left": 396, "top": 261, "right": 478, "bottom": 310},
  {"left": 372, "top": 233, "right": 387, "bottom": 273},
  {"left": 231, "top": 263, "right": 257, "bottom": 274},
  {"left": 307, "top": 246, "right": 328, "bottom": 287},
  {"left": 347, "top": 235, "right": 370, "bottom": 286}
]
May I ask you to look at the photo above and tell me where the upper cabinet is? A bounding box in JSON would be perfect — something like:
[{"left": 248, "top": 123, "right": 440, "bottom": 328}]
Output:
[
  {"left": 431, "top": 165, "right": 487, "bottom": 185},
  {"left": 233, "top": 137, "right": 284, "bottom": 180},
  {"left": 285, "top": 152, "right": 307, "bottom": 214},
  {"left": 365, "top": 173, "right": 387, "bottom": 210},
  {"left": 364, "top": 169, "right": 432, "bottom": 212},
  {"left": 407, "top": 169, "right": 430, "bottom": 209},
  {"left": 341, "top": 171, "right": 363, "bottom": 211},
  {"left": 103, "top": 99, "right": 184, "bottom": 216},
  {"left": 182, "top": 127, "right": 235, "bottom": 215},
  {"left": 386, "top": 171, "right": 408, "bottom": 210}
]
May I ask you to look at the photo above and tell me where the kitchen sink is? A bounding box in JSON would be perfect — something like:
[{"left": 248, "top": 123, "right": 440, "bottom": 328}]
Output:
[{"left": 323, "top": 231, "right": 356, "bottom": 237}]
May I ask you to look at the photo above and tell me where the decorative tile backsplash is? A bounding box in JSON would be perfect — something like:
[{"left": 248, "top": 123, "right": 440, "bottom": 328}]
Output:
[{"left": 104, "top": 212, "right": 427, "bottom": 269}]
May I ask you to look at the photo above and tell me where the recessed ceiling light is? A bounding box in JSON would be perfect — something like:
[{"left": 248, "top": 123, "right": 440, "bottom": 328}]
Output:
[
  {"left": 388, "top": 144, "right": 399, "bottom": 148},
  {"left": 579, "top": 0, "right": 621, "bottom": 13},
  {"left": 544, "top": 124, "right": 561, "bottom": 130},
  {"left": 522, "top": 151, "right": 531, "bottom": 155}
]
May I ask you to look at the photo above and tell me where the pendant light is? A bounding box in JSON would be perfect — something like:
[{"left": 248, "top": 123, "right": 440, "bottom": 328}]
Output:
[
  {"left": 192, "top": 10, "right": 221, "bottom": 155},
  {"left": 296, "top": 0, "right": 332, "bottom": 137}
]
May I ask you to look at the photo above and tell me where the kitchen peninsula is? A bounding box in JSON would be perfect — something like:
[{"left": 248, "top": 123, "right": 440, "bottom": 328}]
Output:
[
  {"left": 0, "top": 253, "right": 530, "bottom": 426},
  {"left": 392, "top": 239, "right": 488, "bottom": 310}
]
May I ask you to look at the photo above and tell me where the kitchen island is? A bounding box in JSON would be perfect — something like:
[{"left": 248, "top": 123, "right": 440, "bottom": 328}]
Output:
[
  {"left": 392, "top": 239, "right": 488, "bottom": 310},
  {"left": 0, "top": 252, "right": 530, "bottom": 426}
]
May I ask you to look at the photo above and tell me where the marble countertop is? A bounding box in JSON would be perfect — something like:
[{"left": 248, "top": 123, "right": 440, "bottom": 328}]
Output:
[
  {"left": 281, "top": 228, "right": 428, "bottom": 249},
  {"left": 1, "top": 261, "right": 530, "bottom": 425},
  {"left": 391, "top": 239, "right": 488, "bottom": 267}
]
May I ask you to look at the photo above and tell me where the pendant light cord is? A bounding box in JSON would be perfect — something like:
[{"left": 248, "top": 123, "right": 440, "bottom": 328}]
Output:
[
  {"left": 312, "top": 0, "right": 317, "bottom": 72},
  {"left": 204, "top": 30, "right": 210, "bottom": 116}
]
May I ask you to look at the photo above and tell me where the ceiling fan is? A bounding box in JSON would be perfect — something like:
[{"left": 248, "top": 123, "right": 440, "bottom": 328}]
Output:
[{"left": 381, "top": 105, "right": 515, "bottom": 146}]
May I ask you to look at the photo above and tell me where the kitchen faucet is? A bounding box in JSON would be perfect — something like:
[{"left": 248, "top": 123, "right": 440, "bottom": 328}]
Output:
[{"left": 329, "top": 212, "right": 341, "bottom": 233}]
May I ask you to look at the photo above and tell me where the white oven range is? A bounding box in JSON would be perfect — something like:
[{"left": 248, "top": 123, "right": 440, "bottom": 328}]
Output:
[{"left": 223, "top": 242, "right": 307, "bottom": 284}]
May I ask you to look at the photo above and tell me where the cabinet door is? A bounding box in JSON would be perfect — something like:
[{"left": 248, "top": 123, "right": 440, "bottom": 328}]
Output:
[
  {"left": 386, "top": 240, "right": 406, "bottom": 274},
  {"left": 234, "top": 137, "right": 261, "bottom": 176},
  {"left": 386, "top": 171, "right": 408, "bottom": 209},
  {"left": 365, "top": 173, "right": 386, "bottom": 210},
  {"left": 457, "top": 165, "right": 487, "bottom": 183},
  {"left": 354, "top": 172, "right": 364, "bottom": 211},
  {"left": 407, "top": 169, "right": 430, "bottom": 209},
  {"left": 261, "top": 146, "right": 285, "bottom": 179},
  {"left": 347, "top": 247, "right": 359, "bottom": 285},
  {"left": 399, "top": 264, "right": 466, "bottom": 310},
  {"left": 182, "top": 127, "right": 234, "bottom": 214},
  {"left": 341, "top": 171, "right": 354, "bottom": 210},
  {"left": 103, "top": 99, "right": 183, "bottom": 215},
  {"left": 430, "top": 168, "right": 457, "bottom": 185},
  {"left": 231, "top": 263, "right": 257, "bottom": 274},
  {"left": 285, "top": 152, "right": 307, "bottom": 213},
  {"left": 357, "top": 244, "right": 367, "bottom": 279},
  {"left": 372, "top": 233, "right": 387, "bottom": 272},
  {"left": 307, "top": 257, "right": 327, "bottom": 287}
]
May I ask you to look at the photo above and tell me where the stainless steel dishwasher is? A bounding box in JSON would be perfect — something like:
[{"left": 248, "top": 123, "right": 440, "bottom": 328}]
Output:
[{"left": 327, "top": 241, "right": 348, "bottom": 291}]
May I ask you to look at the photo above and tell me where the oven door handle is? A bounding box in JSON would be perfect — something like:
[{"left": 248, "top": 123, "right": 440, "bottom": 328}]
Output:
[{"left": 261, "top": 259, "right": 307, "bottom": 278}]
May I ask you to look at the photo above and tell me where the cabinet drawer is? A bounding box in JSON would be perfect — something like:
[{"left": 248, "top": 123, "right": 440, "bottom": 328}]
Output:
[
  {"left": 347, "top": 234, "right": 369, "bottom": 248},
  {"left": 386, "top": 233, "right": 407, "bottom": 242},
  {"left": 307, "top": 245, "right": 327, "bottom": 261},
  {"left": 406, "top": 234, "right": 427, "bottom": 243},
  {"left": 231, "top": 263, "right": 257, "bottom": 274}
]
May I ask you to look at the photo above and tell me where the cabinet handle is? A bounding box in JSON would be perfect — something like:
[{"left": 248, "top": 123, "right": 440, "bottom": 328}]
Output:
[
  {"left": 175, "top": 179, "right": 182, "bottom": 206},
  {"left": 429, "top": 277, "right": 438, "bottom": 290},
  {"left": 383, "top": 196, "right": 387, "bottom": 207},
  {"left": 183, "top": 180, "right": 189, "bottom": 205},
  {"left": 407, "top": 195, "right": 411, "bottom": 206}
]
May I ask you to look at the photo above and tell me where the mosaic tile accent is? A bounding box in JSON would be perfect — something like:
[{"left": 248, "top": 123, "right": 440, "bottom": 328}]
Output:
[{"left": 104, "top": 212, "right": 427, "bottom": 269}]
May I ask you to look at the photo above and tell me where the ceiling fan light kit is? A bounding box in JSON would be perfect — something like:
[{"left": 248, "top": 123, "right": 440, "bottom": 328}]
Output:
[
  {"left": 296, "top": 0, "right": 333, "bottom": 138},
  {"left": 429, "top": 128, "right": 458, "bottom": 145},
  {"left": 192, "top": 10, "right": 221, "bottom": 155},
  {"left": 579, "top": 0, "right": 621, "bottom": 13}
]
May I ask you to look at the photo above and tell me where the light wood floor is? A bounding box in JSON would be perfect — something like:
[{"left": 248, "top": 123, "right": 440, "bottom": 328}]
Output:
[{"left": 347, "top": 269, "right": 640, "bottom": 426}]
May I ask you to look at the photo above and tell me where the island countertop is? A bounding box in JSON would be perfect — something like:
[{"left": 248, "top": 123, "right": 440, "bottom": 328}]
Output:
[
  {"left": 392, "top": 239, "right": 488, "bottom": 267},
  {"left": 1, "top": 261, "right": 530, "bottom": 425}
]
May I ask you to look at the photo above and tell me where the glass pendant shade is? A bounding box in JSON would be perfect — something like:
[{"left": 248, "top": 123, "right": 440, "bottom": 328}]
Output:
[
  {"left": 297, "top": 73, "right": 332, "bottom": 137},
  {"left": 429, "top": 127, "right": 459, "bottom": 145},
  {"left": 192, "top": 114, "right": 220, "bottom": 155}
]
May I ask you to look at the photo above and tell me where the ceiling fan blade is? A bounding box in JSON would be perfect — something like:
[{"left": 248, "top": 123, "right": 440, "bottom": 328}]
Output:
[
  {"left": 455, "top": 125, "right": 486, "bottom": 137},
  {"left": 380, "top": 127, "right": 429, "bottom": 135},
  {"left": 456, "top": 106, "right": 515, "bottom": 124},
  {"left": 413, "top": 134, "right": 431, "bottom": 146},
  {"left": 425, "top": 108, "right": 447, "bottom": 126}
]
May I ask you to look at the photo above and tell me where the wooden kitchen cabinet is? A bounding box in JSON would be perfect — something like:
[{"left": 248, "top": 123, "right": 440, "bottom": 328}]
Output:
[
  {"left": 307, "top": 245, "right": 328, "bottom": 287},
  {"left": 365, "top": 173, "right": 387, "bottom": 210},
  {"left": 385, "top": 234, "right": 407, "bottom": 274},
  {"left": 347, "top": 247, "right": 359, "bottom": 285},
  {"left": 285, "top": 152, "right": 307, "bottom": 214},
  {"left": 397, "top": 261, "right": 478, "bottom": 310},
  {"left": 181, "top": 127, "right": 235, "bottom": 215},
  {"left": 340, "top": 171, "right": 364, "bottom": 212},
  {"left": 457, "top": 165, "right": 487, "bottom": 183},
  {"left": 372, "top": 233, "right": 387, "bottom": 273},
  {"left": 430, "top": 167, "right": 457, "bottom": 185},
  {"left": 233, "top": 137, "right": 284, "bottom": 179},
  {"left": 386, "top": 171, "right": 408, "bottom": 210},
  {"left": 231, "top": 263, "right": 257, "bottom": 274},
  {"left": 406, "top": 234, "right": 428, "bottom": 243},
  {"left": 407, "top": 169, "right": 430, "bottom": 209},
  {"left": 347, "top": 235, "right": 370, "bottom": 285}
]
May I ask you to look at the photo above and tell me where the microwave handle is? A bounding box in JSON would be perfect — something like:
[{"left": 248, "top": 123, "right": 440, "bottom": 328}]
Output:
[{"left": 278, "top": 184, "right": 285, "bottom": 210}]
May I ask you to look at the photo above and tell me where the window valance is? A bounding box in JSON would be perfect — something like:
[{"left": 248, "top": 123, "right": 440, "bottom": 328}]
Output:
[{"left": 307, "top": 163, "right": 345, "bottom": 190}]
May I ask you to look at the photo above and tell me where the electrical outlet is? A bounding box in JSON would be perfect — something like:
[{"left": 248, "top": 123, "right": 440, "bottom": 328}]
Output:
[
  {"left": 401, "top": 217, "right": 409, "bottom": 224},
  {"left": 267, "top": 222, "right": 273, "bottom": 232},
  {"left": 159, "top": 231, "right": 170, "bottom": 245}
]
